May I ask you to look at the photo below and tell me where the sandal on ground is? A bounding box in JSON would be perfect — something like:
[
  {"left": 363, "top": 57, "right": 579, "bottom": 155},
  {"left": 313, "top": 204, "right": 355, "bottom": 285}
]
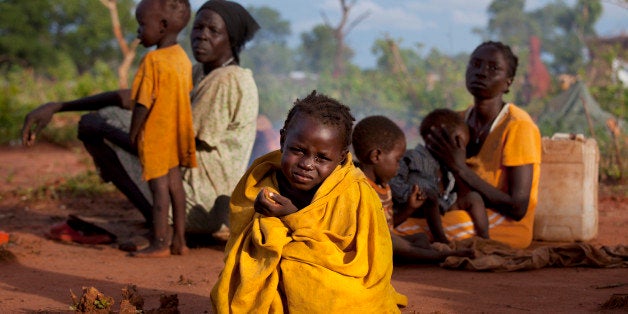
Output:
[
  {"left": 118, "top": 235, "right": 150, "bottom": 252},
  {"left": 48, "top": 222, "right": 114, "bottom": 245}
]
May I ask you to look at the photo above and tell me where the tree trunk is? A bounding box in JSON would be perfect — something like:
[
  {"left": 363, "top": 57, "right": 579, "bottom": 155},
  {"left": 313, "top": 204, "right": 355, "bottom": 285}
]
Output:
[{"left": 332, "top": 0, "right": 350, "bottom": 78}]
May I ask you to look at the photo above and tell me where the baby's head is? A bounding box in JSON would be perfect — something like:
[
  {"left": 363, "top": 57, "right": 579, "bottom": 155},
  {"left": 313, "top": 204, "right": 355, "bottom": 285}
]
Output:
[
  {"left": 135, "top": 0, "right": 191, "bottom": 47},
  {"left": 420, "top": 109, "right": 469, "bottom": 148},
  {"left": 279, "top": 90, "right": 355, "bottom": 192},
  {"left": 352, "top": 116, "right": 406, "bottom": 184}
]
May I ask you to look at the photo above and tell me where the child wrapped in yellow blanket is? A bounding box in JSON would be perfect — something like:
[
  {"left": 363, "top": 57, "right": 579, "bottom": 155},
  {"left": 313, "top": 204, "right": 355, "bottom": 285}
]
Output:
[{"left": 211, "top": 91, "right": 407, "bottom": 313}]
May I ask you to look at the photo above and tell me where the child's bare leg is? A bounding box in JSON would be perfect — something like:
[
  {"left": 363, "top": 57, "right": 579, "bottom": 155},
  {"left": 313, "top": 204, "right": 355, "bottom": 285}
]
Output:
[
  {"left": 460, "top": 191, "right": 489, "bottom": 239},
  {"left": 132, "top": 175, "right": 171, "bottom": 258},
  {"left": 424, "top": 199, "right": 449, "bottom": 243},
  {"left": 168, "top": 167, "right": 189, "bottom": 255}
]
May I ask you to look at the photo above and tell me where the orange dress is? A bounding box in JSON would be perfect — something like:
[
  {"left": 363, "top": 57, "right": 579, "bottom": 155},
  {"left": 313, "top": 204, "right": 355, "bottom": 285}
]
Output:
[
  {"left": 394, "top": 104, "right": 541, "bottom": 248},
  {"left": 131, "top": 44, "right": 196, "bottom": 181}
]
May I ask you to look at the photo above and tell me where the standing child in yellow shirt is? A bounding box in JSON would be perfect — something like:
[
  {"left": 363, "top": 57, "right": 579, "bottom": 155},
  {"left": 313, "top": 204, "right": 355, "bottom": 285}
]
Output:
[{"left": 129, "top": 0, "right": 196, "bottom": 257}]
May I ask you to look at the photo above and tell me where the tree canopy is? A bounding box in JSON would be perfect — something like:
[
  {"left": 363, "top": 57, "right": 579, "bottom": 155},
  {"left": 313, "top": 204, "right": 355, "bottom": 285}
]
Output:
[
  {"left": 1, "top": 0, "right": 621, "bottom": 143},
  {"left": 0, "top": 0, "right": 137, "bottom": 74}
]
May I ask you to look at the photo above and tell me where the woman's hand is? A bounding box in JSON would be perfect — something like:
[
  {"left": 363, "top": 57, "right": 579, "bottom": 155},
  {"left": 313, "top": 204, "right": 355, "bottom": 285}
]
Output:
[
  {"left": 254, "top": 188, "right": 298, "bottom": 217},
  {"left": 425, "top": 125, "right": 467, "bottom": 173},
  {"left": 21, "top": 102, "right": 63, "bottom": 146}
]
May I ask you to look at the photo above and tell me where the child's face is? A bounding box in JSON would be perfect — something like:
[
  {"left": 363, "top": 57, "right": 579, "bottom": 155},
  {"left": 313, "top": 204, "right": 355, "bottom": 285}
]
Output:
[
  {"left": 465, "top": 45, "right": 512, "bottom": 99},
  {"left": 135, "top": 0, "right": 163, "bottom": 48},
  {"left": 280, "top": 114, "right": 347, "bottom": 192},
  {"left": 374, "top": 139, "right": 406, "bottom": 185}
]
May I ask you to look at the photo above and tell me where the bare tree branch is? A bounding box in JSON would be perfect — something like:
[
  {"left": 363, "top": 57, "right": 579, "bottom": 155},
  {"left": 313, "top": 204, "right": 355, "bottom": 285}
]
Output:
[
  {"left": 333, "top": 0, "right": 368, "bottom": 77},
  {"left": 99, "top": 0, "right": 138, "bottom": 89},
  {"left": 345, "top": 11, "right": 371, "bottom": 36}
]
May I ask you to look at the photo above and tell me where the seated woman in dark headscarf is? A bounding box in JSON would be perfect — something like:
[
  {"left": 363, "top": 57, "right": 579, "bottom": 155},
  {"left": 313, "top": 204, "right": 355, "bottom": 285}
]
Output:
[{"left": 21, "top": 0, "right": 261, "bottom": 248}]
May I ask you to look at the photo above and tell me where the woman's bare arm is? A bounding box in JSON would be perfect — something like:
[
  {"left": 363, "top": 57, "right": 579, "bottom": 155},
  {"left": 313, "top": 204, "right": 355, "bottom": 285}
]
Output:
[{"left": 22, "top": 89, "right": 131, "bottom": 146}]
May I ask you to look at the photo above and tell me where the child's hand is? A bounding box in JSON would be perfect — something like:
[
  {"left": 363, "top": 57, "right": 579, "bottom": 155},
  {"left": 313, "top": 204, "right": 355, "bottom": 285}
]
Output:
[
  {"left": 394, "top": 185, "right": 427, "bottom": 227},
  {"left": 406, "top": 184, "right": 427, "bottom": 210},
  {"left": 254, "top": 188, "right": 298, "bottom": 217}
]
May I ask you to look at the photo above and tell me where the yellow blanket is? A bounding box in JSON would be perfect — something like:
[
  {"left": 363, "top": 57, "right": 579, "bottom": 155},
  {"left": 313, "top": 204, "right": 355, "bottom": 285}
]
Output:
[{"left": 211, "top": 151, "right": 407, "bottom": 313}]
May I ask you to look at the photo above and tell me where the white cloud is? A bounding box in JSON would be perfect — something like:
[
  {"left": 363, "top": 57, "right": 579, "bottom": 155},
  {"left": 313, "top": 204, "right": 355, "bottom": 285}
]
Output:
[
  {"left": 354, "top": 3, "right": 432, "bottom": 31},
  {"left": 350, "top": 0, "right": 490, "bottom": 32},
  {"left": 451, "top": 9, "right": 488, "bottom": 26}
]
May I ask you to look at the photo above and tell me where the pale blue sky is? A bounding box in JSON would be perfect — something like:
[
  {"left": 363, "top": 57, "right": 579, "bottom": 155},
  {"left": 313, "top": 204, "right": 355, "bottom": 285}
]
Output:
[{"left": 190, "top": 0, "right": 628, "bottom": 68}]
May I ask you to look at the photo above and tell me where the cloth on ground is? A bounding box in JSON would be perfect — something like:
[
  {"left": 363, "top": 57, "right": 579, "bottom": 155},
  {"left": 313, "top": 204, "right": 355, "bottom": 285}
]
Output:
[
  {"left": 211, "top": 150, "right": 407, "bottom": 313},
  {"left": 438, "top": 237, "right": 628, "bottom": 271}
]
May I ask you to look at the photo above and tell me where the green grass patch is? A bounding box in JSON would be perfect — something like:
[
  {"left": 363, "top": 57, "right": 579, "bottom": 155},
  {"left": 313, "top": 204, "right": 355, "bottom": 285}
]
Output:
[{"left": 16, "top": 170, "right": 116, "bottom": 200}]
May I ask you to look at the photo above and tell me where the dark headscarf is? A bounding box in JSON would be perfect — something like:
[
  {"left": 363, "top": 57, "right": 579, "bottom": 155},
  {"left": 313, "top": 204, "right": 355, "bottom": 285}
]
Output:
[{"left": 198, "top": 0, "right": 260, "bottom": 63}]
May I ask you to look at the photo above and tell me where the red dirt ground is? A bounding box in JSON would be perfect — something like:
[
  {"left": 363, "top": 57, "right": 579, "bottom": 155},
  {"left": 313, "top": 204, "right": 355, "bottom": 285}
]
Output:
[{"left": 0, "top": 143, "right": 626, "bottom": 313}]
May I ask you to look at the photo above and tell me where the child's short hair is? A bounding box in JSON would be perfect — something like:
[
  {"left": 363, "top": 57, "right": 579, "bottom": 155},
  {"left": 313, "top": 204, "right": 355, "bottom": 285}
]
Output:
[
  {"left": 352, "top": 115, "right": 405, "bottom": 164},
  {"left": 419, "top": 108, "right": 467, "bottom": 140},
  {"left": 282, "top": 90, "right": 355, "bottom": 150},
  {"left": 164, "top": 0, "right": 191, "bottom": 32}
]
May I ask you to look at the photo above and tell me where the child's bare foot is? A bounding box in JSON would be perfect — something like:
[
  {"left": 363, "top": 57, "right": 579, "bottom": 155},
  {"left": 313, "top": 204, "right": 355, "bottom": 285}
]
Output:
[
  {"left": 476, "top": 230, "right": 490, "bottom": 239},
  {"left": 430, "top": 242, "right": 475, "bottom": 259},
  {"left": 171, "top": 244, "right": 190, "bottom": 255},
  {"left": 170, "top": 235, "right": 188, "bottom": 255},
  {"left": 130, "top": 243, "right": 170, "bottom": 258}
]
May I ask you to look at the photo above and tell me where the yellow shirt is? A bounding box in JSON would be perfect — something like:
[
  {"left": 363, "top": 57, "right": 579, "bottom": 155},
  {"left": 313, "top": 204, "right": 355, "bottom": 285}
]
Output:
[{"left": 131, "top": 44, "right": 196, "bottom": 181}]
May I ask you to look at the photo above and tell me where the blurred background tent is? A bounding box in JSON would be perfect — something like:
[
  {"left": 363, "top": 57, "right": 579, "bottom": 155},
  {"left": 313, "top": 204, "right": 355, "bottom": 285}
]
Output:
[
  {"left": 537, "top": 80, "right": 625, "bottom": 137},
  {"left": 536, "top": 80, "right": 626, "bottom": 180}
]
